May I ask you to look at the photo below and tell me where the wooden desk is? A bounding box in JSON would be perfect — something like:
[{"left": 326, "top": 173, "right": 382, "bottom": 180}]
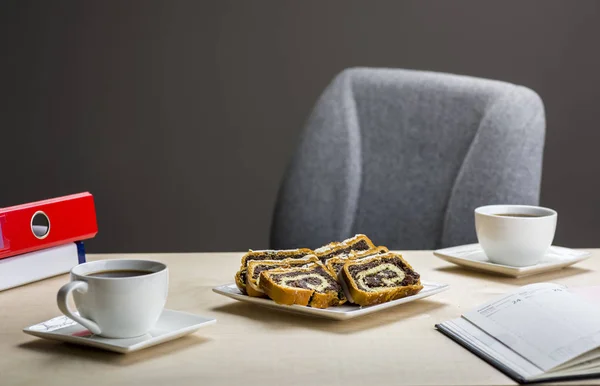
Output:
[{"left": 1, "top": 250, "right": 599, "bottom": 385}]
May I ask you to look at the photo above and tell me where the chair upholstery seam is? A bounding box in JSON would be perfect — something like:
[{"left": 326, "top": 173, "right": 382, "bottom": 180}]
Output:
[
  {"left": 439, "top": 90, "right": 510, "bottom": 248},
  {"left": 342, "top": 71, "right": 363, "bottom": 239},
  {"left": 440, "top": 86, "right": 544, "bottom": 248}
]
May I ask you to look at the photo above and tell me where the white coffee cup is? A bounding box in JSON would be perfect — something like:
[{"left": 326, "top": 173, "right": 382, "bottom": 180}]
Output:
[
  {"left": 474, "top": 205, "right": 557, "bottom": 267},
  {"left": 57, "top": 259, "right": 168, "bottom": 338}
]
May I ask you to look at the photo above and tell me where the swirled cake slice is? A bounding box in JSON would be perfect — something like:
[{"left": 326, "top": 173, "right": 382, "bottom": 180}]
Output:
[
  {"left": 234, "top": 248, "right": 313, "bottom": 293},
  {"left": 245, "top": 255, "right": 319, "bottom": 297},
  {"left": 259, "top": 263, "right": 346, "bottom": 308},
  {"left": 340, "top": 252, "right": 423, "bottom": 306},
  {"left": 326, "top": 246, "right": 389, "bottom": 277},
  {"left": 314, "top": 234, "right": 376, "bottom": 263}
]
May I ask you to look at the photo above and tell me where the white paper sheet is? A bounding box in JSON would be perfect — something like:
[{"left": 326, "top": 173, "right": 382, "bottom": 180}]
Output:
[{"left": 463, "top": 283, "right": 600, "bottom": 372}]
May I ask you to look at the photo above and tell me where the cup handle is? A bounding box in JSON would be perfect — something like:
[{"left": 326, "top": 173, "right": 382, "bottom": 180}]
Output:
[{"left": 56, "top": 281, "right": 102, "bottom": 335}]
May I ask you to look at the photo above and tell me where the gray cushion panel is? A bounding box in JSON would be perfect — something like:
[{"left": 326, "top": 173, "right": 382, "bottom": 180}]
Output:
[{"left": 271, "top": 68, "right": 545, "bottom": 250}]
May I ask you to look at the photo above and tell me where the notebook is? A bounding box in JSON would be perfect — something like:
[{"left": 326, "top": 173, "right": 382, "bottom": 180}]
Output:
[{"left": 436, "top": 283, "right": 600, "bottom": 384}]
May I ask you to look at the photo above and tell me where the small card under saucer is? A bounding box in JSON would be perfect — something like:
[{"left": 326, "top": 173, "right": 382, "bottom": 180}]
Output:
[
  {"left": 23, "top": 309, "right": 216, "bottom": 353},
  {"left": 433, "top": 244, "right": 591, "bottom": 278}
]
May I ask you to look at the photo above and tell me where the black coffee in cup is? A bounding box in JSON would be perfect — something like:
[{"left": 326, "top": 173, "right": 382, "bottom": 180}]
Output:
[
  {"left": 493, "top": 213, "right": 544, "bottom": 218},
  {"left": 87, "top": 270, "right": 152, "bottom": 278}
]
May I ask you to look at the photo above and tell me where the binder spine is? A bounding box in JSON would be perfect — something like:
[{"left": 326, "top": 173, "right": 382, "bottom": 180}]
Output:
[
  {"left": 0, "top": 217, "right": 4, "bottom": 250},
  {"left": 76, "top": 242, "right": 86, "bottom": 264}
]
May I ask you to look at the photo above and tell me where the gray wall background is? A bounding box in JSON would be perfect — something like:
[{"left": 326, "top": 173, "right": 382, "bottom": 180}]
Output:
[{"left": 2, "top": 1, "right": 599, "bottom": 253}]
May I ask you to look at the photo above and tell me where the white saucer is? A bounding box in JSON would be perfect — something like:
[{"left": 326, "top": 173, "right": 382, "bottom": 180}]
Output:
[
  {"left": 212, "top": 281, "right": 449, "bottom": 321},
  {"left": 433, "top": 244, "right": 591, "bottom": 278},
  {"left": 23, "top": 309, "right": 216, "bottom": 353}
]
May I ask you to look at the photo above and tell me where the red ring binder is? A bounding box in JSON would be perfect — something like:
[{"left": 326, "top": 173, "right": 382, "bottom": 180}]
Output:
[{"left": 0, "top": 192, "right": 98, "bottom": 260}]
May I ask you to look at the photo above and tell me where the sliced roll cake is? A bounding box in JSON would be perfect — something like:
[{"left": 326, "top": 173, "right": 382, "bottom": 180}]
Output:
[
  {"left": 340, "top": 252, "right": 423, "bottom": 306},
  {"left": 259, "top": 262, "right": 346, "bottom": 308},
  {"left": 326, "top": 246, "right": 389, "bottom": 277},
  {"left": 234, "top": 248, "right": 313, "bottom": 293},
  {"left": 245, "top": 255, "right": 319, "bottom": 297},
  {"left": 314, "top": 234, "right": 376, "bottom": 263}
]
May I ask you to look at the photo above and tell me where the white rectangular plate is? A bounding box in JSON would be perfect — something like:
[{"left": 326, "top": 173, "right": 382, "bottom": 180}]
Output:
[
  {"left": 433, "top": 244, "right": 591, "bottom": 278},
  {"left": 23, "top": 309, "right": 216, "bottom": 353},
  {"left": 212, "top": 281, "right": 449, "bottom": 320}
]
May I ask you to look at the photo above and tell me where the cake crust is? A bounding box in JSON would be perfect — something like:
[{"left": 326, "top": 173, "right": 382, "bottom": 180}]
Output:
[
  {"left": 240, "top": 248, "right": 314, "bottom": 268},
  {"left": 325, "top": 246, "right": 389, "bottom": 276},
  {"left": 234, "top": 236, "right": 425, "bottom": 309},
  {"left": 235, "top": 248, "right": 314, "bottom": 295},
  {"left": 314, "top": 234, "right": 376, "bottom": 263},
  {"left": 340, "top": 252, "right": 423, "bottom": 306},
  {"left": 259, "top": 263, "right": 346, "bottom": 308},
  {"left": 235, "top": 270, "right": 247, "bottom": 294},
  {"left": 245, "top": 255, "right": 319, "bottom": 297}
]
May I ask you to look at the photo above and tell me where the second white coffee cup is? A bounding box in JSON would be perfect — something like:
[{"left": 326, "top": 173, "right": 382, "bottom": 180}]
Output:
[
  {"left": 57, "top": 259, "right": 168, "bottom": 338},
  {"left": 475, "top": 205, "right": 557, "bottom": 267}
]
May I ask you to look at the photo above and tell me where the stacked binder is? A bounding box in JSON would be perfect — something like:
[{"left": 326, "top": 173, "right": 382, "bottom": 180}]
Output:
[{"left": 0, "top": 192, "right": 98, "bottom": 291}]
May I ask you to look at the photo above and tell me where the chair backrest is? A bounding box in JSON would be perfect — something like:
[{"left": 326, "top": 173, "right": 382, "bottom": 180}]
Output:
[{"left": 270, "top": 68, "right": 545, "bottom": 250}]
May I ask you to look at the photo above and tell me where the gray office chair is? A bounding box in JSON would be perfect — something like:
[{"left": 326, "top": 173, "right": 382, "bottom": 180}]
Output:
[{"left": 270, "top": 67, "right": 545, "bottom": 250}]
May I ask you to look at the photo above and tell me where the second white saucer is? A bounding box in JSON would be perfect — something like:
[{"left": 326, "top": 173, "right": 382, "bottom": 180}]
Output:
[
  {"left": 433, "top": 244, "right": 591, "bottom": 278},
  {"left": 23, "top": 309, "right": 216, "bottom": 353}
]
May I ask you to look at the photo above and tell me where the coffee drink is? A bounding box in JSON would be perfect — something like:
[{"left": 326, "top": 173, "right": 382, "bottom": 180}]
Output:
[
  {"left": 493, "top": 213, "right": 544, "bottom": 218},
  {"left": 87, "top": 269, "right": 152, "bottom": 278}
]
